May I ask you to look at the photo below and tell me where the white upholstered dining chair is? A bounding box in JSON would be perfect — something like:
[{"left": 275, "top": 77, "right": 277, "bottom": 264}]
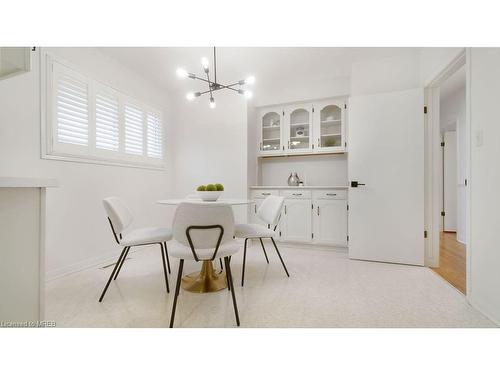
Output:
[
  {"left": 169, "top": 202, "right": 240, "bottom": 328},
  {"left": 99, "top": 197, "right": 173, "bottom": 302},
  {"left": 235, "top": 195, "right": 290, "bottom": 286}
]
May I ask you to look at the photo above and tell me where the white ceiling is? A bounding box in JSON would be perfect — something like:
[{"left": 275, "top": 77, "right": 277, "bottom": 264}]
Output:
[
  {"left": 98, "top": 47, "right": 421, "bottom": 97},
  {"left": 440, "top": 65, "right": 466, "bottom": 101}
]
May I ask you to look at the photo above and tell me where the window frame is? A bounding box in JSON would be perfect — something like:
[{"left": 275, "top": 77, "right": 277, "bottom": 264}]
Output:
[{"left": 41, "top": 51, "right": 166, "bottom": 170}]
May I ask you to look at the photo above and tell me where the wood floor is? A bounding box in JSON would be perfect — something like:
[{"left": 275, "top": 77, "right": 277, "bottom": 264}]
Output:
[{"left": 431, "top": 232, "right": 466, "bottom": 294}]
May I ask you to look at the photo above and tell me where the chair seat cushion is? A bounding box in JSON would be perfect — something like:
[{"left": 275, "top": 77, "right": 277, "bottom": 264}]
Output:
[
  {"left": 169, "top": 239, "right": 240, "bottom": 260},
  {"left": 120, "top": 227, "right": 173, "bottom": 246},
  {"left": 234, "top": 223, "right": 276, "bottom": 239}
]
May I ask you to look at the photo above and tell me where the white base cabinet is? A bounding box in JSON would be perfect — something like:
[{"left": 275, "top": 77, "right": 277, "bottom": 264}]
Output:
[
  {"left": 250, "top": 188, "right": 348, "bottom": 248},
  {"left": 281, "top": 197, "right": 313, "bottom": 243},
  {"left": 313, "top": 199, "right": 348, "bottom": 246}
]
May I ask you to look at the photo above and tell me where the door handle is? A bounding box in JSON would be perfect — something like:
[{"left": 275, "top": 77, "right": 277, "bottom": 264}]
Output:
[{"left": 350, "top": 181, "right": 366, "bottom": 188}]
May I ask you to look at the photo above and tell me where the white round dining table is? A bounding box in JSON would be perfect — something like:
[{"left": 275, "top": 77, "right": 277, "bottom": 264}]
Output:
[
  {"left": 157, "top": 198, "right": 254, "bottom": 206},
  {"left": 156, "top": 198, "right": 254, "bottom": 293}
]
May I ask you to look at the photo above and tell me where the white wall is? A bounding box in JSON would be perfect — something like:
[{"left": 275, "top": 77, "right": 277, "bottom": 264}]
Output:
[
  {"left": 259, "top": 154, "right": 347, "bottom": 186},
  {"left": 468, "top": 47, "right": 500, "bottom": 325},
  {"left": 0, "top": 48, "right": 172, "bottom": 279},
  {"left": 439, "top": 87, "right": 466, "bottom": 240},
  {"left": 420, "top": 48, "right": 464, "bottom": 87},
  {"left": 253, "top": 76, "right": 350, "bottom": 107},
  {"left": 456, "top": 96, "right": 467, "bottom": 244},
  {"left": 443, "top": 131, "right": 457, "bottom": 232},
  {"left": 440, "top": 87, "right": 466, "bottom": 132},
  {"left": 351, "top": 53, "right": 421, "bottom": 95},
  {"left": 171, "top": 92, "right": 248, "bottom": 223}
]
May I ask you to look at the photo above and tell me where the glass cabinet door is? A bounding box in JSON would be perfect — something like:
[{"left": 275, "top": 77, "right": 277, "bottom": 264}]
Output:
[
  {"left": 315, "top": 101, "right": 345, "bottom": 151},
  {"left": 260, "top": 110, "right": 282, "bottom": 154},
  {"left": 286, "top": 105, "right": 312, "bottom": 152}
]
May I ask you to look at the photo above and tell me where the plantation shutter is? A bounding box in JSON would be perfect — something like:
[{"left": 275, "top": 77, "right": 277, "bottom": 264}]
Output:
[
  {"left": 54, "top": 63, "right": 89, "bottom": 147},
  {"left": 124, "top": 104, "right": 144, "bottom": 155},
  {"left": 147, "top": 112, "right": 162, "bottom": 158},
  {"left": 95, "top": 91, "right": 119, "bottom": 152}
]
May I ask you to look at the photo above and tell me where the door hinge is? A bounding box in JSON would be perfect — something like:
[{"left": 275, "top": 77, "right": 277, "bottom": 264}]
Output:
[
  {"left": 344, "top": 104, "right": 347, "bottom": 109},
  {"left": 311, "top": 203, "right": 313, "bottom": 209},
  {"left": 347, "top": 235, "right": 349, "bottom": 242},
  {"left": 347, "top": 204, "right": 349, "bottom": 211},
  {"left": 284, "top": 205, "right": 287, "bottom": 215},
  {"left": 424, "top": 106, "right": 428, "bottom": 114},
  {"left": 312, "top": 107, "right": 315, "bottom": 113},
  {"left": 465, "top": 179, "right": 468, "bottom": 186},
  {"left": 312, "top": 233, "right": 314, "bottom": 239},
  {"left": 441, "top": 211, "right": 446, "bottom": 217},
  {"left": 424, "top": 230, "right": 428, "bottom": 238},
  {"left": 283, "top": 111, "right": 285, "bottom": 116},
  {"left": 279, "top": 231, "right": 281, "bottom": 236},
  {"left": 441, "top": 141, "right": 445, "bottom": 147}
]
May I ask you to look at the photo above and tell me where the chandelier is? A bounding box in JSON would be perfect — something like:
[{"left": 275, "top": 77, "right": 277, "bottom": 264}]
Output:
[{"left": 176, "top": 47, "right": 255, "bottom": 108}]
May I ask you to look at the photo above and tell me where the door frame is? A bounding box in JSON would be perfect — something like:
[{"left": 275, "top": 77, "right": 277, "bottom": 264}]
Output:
[{"left": 423, "top": 48, "right": 470, "bottom": 294}]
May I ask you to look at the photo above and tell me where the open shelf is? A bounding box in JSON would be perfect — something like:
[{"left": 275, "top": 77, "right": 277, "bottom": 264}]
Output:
[
  {"left": 290, "top": 135, "right": 310, "bottom": 139},
  {"left": 321, "top": 133, "right": 341, "bottom": 137},
  {"left": 290, "top": 122, "right": 309, "bottom": 127}
]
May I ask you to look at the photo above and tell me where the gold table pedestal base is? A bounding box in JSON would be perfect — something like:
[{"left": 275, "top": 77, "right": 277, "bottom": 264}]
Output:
[{"left": 181, "top": 260, "right": 227, "bottom": 293}]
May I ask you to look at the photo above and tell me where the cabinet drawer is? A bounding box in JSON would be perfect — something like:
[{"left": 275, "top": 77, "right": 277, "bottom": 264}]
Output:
[
  {"left": 313, "top": 190, "right": 347, "bottom": 200},
  {"left": 281, "top": 190, "right": 312, "bottom": 199},
  {"left": 250, "top": 190, "right": 276, "bottom": 199}
]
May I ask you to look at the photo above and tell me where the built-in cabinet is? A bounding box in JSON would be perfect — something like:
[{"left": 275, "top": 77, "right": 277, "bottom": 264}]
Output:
[
  {"left": 258, "top": 98, "right": 346, "bottom": 156},
  {"left": 250, "top": 188, "right": 348, "bottom": 247},
  {"left": 281, "top": 190, "right": 313, "bottom": 242}
]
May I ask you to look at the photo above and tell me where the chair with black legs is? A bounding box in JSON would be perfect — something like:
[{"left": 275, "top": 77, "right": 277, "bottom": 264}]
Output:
[
  {"left": 169, "top": 202, "right": 241, "bottom": 328},
  {"left": 235, "top": 195, "right": 289, "bottom": 286},
  {"left": 99, "top": 197, "right": 173, "bottom": 302}
]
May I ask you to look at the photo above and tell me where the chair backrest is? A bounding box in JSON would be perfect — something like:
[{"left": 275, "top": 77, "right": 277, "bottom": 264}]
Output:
[
  {"left": 103, "top": 197, "right": 134, "bottom": 235},
  {"left": 172, "top": 202, "right": 235, "bottom": 255},
  {"left": 257, "top": 195, "right": 284, "bottom": 226}
]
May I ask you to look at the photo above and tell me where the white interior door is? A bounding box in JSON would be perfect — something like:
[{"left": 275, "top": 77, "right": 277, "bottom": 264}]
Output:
[
  {"left": 443, "top": 130, "right": 457, "bottom": 232},
  {"left": 348, "top": 89, "right": 424, "bottom": 265}
]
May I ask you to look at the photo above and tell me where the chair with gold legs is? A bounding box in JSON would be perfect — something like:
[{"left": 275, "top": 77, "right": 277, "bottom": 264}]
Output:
[{"left": 169, "top": 202, "right": 241, "bottom": 328}]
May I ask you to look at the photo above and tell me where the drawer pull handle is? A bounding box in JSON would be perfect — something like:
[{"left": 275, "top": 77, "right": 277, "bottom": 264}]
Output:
[
  {"left": 326, "top": 193, "right": 337, "bottom": 196},
  {"left": 292, "top": 193, "right": 302, "bottom": 196},
  {"left": 262, "top": 193, "right": 271, "bottom": 196}
]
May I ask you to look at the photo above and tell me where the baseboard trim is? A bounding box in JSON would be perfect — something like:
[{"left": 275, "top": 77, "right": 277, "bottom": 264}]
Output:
[
  {"left": 45, "top": 246, "right": 141, "bottom": 282},
  {"left": 252, "top": 238, "right": 347, "bottom": 253}
]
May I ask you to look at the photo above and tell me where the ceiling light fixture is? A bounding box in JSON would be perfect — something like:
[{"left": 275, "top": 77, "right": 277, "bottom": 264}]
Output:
[{"left": 176, "top": 47, "right": 254, "bottom": 109}]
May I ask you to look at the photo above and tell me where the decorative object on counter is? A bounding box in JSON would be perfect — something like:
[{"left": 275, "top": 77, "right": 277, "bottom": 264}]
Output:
[
  {"left": 196, "top": 183, "right": 224, "bottom": 201},
  {"left": 298, "top": 181, "right": 304, "bottom": 186},
  {"left": 287, "top": 172, "right": 300, "bottom": 186}
]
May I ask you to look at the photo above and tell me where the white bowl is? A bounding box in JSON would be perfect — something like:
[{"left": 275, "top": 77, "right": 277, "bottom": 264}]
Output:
[{"left": 197, "top": 191, "right": 222, "bottom": 201}]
